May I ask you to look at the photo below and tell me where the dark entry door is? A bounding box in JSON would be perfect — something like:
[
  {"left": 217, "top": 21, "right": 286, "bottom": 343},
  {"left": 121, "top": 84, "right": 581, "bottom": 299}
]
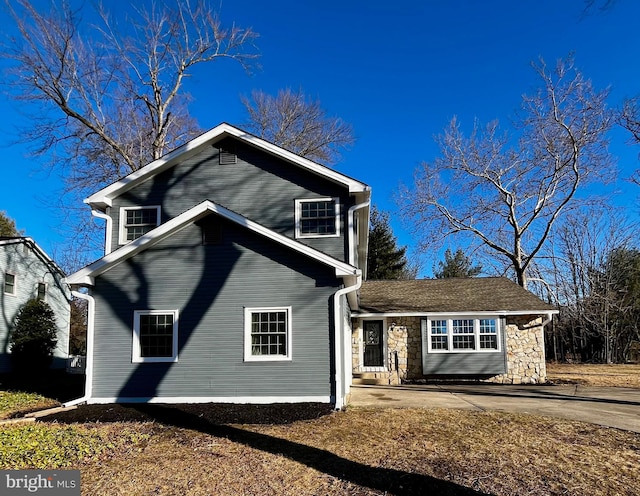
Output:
[{"left": 363, "top": 320, "right": 384, "bottom": 367}]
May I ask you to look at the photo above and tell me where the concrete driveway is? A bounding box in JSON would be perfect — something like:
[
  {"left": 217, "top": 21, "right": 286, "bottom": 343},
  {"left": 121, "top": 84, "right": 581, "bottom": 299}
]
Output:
[{"left": 349, "top": 383, "right": 640, "bottom": 433}]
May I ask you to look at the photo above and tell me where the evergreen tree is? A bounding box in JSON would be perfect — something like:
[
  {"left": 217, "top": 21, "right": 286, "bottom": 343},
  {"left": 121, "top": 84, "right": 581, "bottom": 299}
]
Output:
[
  {"left": 367, "top": 207, "right": 410, "bottom": 280},
  {"left": 0, "top": 211, "right": 21, "bottom": 236},
  {"left": 434, "top": 248, "right": 482, "bottom": 278},
  {"left": 10, "top": 298, "right": 58, "bottom": 371}
]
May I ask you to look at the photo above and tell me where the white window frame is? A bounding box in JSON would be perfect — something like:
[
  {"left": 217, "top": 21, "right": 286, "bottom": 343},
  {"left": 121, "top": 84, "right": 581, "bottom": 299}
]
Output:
[
  {"left": 119, "top": 206, "right": 161, "bottom": 245},
  {"left": 132, "top": 309, "right": 179, "bottom": 363},
  {"left": 3, "top": 272, "right": 16, "bottom": 296},
  {"left": 244, "top": 306, "right": 292, "bottom": 362},
  {"left": 295, "top": 198, "right": 340, "bottom": 239},
  {"left": 422, "top": 316, "right": 501, "bottom": 354},
  {"left": 36, "top": 282, "right": 47, "bottom": 301}
]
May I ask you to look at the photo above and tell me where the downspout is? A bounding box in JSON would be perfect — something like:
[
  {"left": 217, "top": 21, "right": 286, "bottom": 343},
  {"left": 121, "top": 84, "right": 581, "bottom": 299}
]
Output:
[
  {"left": 333, "top": 271, "right": 362, "bottom": 410},
  {"left": 91, "top": 209, "right": 112, "bottom": 255},
  {"left": 331, "top": 200, "right": 369, "bottom": 410},
  {"left": 63, "top": 290, "right": 95, "bottom": 407}
]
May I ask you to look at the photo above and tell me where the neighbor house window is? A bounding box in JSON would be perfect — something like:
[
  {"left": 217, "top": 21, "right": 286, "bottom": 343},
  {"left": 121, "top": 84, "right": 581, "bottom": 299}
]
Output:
[
  {"left": 132, "top": 310, "right": 179, "bottom": 363},
  {"left": 36, "top": 282, "right": 47, "bottom": 301},
  {"left": 119, "top": 206, "right": 161, "bottom": 244},
  {"left": 423, "top": 317, "right": 500, "bottom": 353},
  {"left": 244, "top": 307, "right": 292, "bottom": 361},
  {"left": 3, "top": 273, "right": 16, "bottom": 295},
  {"left": 295, "top": 198, "right": 339, "bottom": 238}
]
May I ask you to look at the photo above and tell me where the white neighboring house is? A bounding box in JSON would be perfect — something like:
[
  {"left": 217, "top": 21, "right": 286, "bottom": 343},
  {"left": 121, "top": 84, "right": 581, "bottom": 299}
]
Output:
[{"left": 0, "top": 237, "right": 71, "bottom": 372}]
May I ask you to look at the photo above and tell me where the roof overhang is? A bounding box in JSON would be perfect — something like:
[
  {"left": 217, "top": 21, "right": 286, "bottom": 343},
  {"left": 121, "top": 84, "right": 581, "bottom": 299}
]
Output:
[
  {"left": 66, "top": 200, "right": 360, "bottom": 287},
  {"left": 85, "top": 123, "right": 370, "bottom": 210},
  {"left": 352, "top": 309, "right": 560, "bottom": 318}
]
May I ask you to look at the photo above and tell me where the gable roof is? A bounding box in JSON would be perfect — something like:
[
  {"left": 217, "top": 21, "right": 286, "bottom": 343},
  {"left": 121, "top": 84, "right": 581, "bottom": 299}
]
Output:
[
  {"left": 85, "top": 123, "right": 370, "bottom": 210},
  {"left": 356, "top": 277, "right": 557, "bottom": 315},
  {"left": 66, "top": 200, "right": 360, "bottom": 286},
  {"left": 0, "top": 237, "right": 66, "bottom": 278}
]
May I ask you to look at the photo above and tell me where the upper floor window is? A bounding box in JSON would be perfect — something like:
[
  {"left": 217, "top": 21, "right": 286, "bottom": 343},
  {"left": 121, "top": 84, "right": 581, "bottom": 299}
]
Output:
[
  {"left": 132, "top": 309, "right": 179, "bottom": 363},
  {"left": 119, "top": 206, "right": 161, "bottom": 244},
  {"left": 36, "top": 282, "right": 47, "bottom": 301},
  {"left": 295, "top": 198, "right": 340, "bottom": 238},
  {"left": 3, "top": 273, "right": 16, "bottom": 296},
  {"left": 423, "top": 317, "right": 500, "bottom": 353}
]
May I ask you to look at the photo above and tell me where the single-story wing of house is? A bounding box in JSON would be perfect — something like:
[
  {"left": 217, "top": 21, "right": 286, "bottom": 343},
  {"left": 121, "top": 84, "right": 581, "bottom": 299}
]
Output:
[{"left": 351, "top": 277, "right": 557, "bottom": 385}]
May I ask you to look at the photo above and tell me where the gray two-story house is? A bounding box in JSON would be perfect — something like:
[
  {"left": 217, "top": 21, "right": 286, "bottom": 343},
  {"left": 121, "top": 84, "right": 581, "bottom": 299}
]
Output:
[
  {"left": 66, "top": 123, "right": 370, "bottom": 408},
  {"left": 66, "top": 123, "right": 556, "bottom": 408},
  {"left": 1, "top": 237, "right": 71, "bottom": 372}
]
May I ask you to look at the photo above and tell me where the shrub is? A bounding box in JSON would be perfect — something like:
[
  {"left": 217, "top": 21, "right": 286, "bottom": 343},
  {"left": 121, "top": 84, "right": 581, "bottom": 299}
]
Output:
[{"left": 10, "top": 298, "right": 58, "bottom": 372}]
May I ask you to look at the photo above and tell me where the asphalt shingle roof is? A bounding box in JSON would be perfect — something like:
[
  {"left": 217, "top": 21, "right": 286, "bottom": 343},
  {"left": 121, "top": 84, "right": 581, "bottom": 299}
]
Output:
[{"left": 358, "top": 277, "right": 556, "bottom": 314}]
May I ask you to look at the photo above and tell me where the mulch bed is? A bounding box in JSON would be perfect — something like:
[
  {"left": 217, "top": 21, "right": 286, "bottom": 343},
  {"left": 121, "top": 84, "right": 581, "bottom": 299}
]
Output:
[{"left": 43, "top": 402, "right": 335, "bottom": 426}]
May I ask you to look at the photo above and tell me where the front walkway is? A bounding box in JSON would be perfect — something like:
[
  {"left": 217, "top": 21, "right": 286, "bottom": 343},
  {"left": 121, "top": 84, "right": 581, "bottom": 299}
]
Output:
[{"left": 349, "top": 383, "right": 640, "bottom": 433}]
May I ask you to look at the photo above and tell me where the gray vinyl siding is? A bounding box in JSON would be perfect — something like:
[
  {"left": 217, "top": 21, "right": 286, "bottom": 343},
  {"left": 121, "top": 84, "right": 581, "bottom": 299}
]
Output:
[
  {"left": 91, "top": 216, "right": 341, "bottom": 400},
  {"left": 109, "top": 138, "right": 352, "bottom": 261},
  {"left": 0, "top": 241, "right": 71, "bottom": 372},
  {"left": 422, "top": 318, "right": 506, "bottom": 375}
]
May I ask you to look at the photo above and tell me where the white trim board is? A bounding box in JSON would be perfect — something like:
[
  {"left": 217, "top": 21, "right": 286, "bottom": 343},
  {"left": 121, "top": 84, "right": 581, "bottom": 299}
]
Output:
[
  {"left": 353, "top": 310, "right": 559, "bottom": 318},
  {"left": 86, "top": 396, "right": 331, "bottom": 405}
]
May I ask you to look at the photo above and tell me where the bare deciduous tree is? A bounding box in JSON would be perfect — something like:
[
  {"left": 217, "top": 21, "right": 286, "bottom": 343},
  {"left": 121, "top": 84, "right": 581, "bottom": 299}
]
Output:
[
  {"left": 540, "top": 209, "right": 636, "bottom": 362},
  {"left": 400, "top": 57, "right": 613, "bottom": 288},
  {"left": 241, "top": 88, "right": 354, "bottom": 165},
  {"left": 3, "top": 0, "right": 258, "bottom": 193},
  {"left": 1, "top": 0, "right": 258, "bottom": 259}
]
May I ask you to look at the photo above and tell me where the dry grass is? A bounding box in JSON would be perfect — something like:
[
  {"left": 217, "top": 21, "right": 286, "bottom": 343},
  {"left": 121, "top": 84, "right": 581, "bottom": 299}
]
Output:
[
  {"left": 547, "top": 362, "right": 640, "bottom": 388},
  {"left": 37, "top": 407, "right": 640, "bottom": 496}
]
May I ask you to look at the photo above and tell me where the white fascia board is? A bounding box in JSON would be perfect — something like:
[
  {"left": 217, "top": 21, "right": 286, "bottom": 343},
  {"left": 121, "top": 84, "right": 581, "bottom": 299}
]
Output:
[
  {"left": 85, "top": 123, "right": 369, "bottom": 209},
  {"left": 66, "top": 200, "right": 360, "bottom": 286},
  {"left": 352, "top": 309, "right": 560, "bottom": 318}
]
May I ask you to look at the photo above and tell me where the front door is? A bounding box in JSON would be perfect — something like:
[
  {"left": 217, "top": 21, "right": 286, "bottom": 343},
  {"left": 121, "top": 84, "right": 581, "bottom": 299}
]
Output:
[{"left": 363, "top": 320, "right": 384, "bottom": 367}]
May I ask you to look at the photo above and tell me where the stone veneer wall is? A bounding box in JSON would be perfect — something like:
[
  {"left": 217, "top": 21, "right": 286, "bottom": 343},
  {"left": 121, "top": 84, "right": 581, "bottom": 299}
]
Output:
[
  {"left": 354, "top": 315, "right": 547, "bottom": 385},
  {"left": 488, "top": 315, "right": 547, "bottom": 384}
]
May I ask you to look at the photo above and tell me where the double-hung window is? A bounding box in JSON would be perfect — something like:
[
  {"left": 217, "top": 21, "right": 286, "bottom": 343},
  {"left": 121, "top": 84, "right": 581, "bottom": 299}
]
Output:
[
  {"left": 244, "top": 307, "right": 292, "bottom": 361},
  {"left": 132, "top": 310, "right": 179, "bottom": 363},
  {"left": 452, "top": 319, "right": 475, "bottom": 350},
  {"left": 119, "top": 206, "right": 161, "bottom": 244},
  {"left": 295, "top": 198, "right": 339, "bottom": 238},
  {"left": 423, "top": 317, "right": 500, "bottom": 353},
  {"left": 3, "top": 273, "right": 16, "bottom": 296},
  {"left": 36, "top": 282, "right": 47, "bottom": 301}
]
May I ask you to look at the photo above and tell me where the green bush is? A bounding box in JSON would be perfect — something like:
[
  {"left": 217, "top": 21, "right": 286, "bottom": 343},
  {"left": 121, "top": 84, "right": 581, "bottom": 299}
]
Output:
[{"left": 10, "top": 298, "right": 58, "bottom": 372}]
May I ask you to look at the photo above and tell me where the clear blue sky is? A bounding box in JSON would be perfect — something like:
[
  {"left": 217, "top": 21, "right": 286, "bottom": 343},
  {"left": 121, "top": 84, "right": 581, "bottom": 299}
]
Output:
[{"left": 1, "top": 0, "right": 639, "bottom": 272}]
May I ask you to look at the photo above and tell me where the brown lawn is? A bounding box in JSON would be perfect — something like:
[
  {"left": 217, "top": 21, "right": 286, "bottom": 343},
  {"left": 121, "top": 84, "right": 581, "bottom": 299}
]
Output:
[
  {"left": 547, "top": 362, "right": 640, "bottom": 388},
  {"left": 32, "top": 405, "right": 640, "bottom": 496}
]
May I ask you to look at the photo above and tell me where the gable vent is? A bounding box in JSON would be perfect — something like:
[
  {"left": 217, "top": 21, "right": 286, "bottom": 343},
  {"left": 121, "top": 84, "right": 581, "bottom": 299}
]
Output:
[{"left": 218, "top": 144, "right": 237, "bottom": 165}]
